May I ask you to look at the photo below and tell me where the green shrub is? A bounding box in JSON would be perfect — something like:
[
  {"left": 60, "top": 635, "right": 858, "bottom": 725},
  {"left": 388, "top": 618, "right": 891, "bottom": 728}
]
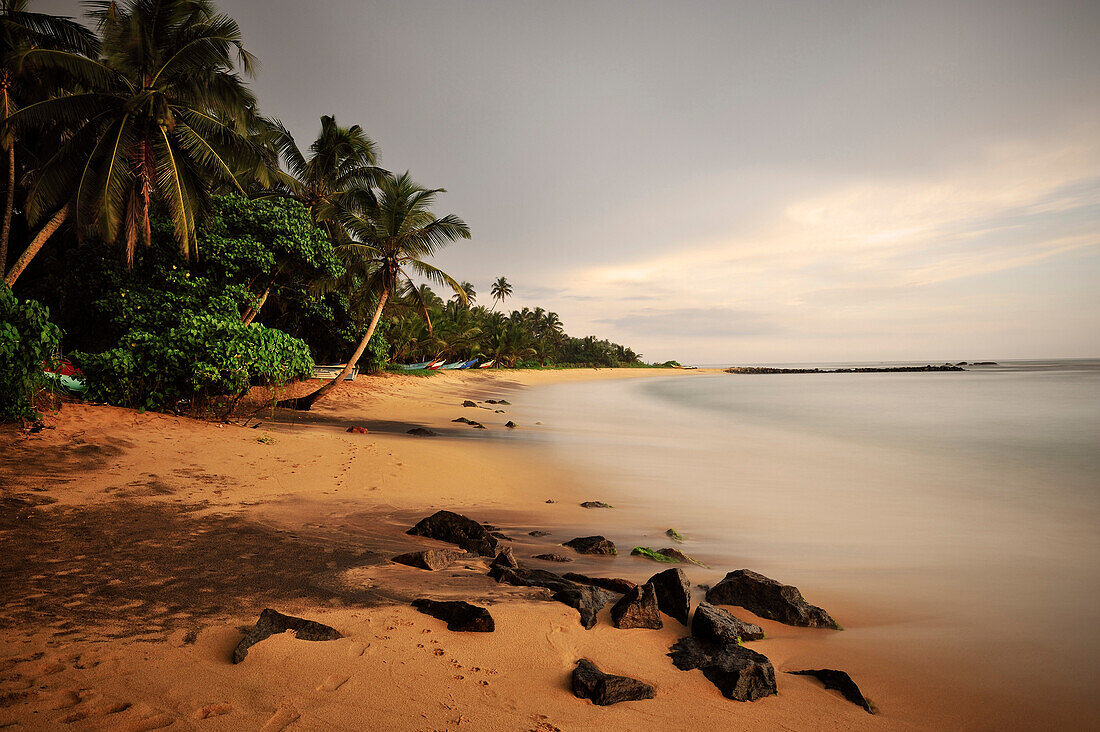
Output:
[{"left": 0, "top": 286, "right": 62, "bottom": 420}]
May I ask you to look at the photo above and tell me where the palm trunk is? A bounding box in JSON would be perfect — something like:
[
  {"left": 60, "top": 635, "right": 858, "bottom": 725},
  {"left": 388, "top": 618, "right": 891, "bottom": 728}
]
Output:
[
  {"left": 241, "top": 282, "right": 271, "bottom": 325},
  {"left": 0, "top": 143, "right": 14, "bottom": 277},
  {"left": 277, "top": 289, "right": 389, "bottom": 411},
  {"left": 4, "top": 207, "right": 68, "bottom": 288}
]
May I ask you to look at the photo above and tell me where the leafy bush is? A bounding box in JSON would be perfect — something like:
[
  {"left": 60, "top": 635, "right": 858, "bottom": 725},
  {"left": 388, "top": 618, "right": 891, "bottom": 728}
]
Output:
[{"left": 0, "top": 286, "right": 62, "bottom": 420}]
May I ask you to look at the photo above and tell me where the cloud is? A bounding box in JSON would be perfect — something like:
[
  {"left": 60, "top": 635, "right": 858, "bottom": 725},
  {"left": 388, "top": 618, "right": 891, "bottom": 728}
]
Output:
[{"left": 596, "top": 308, "right": 781, "bottom": 339}]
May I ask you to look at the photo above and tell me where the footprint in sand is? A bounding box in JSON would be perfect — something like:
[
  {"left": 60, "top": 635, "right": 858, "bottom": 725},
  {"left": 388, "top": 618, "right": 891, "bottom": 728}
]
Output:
[
  {"left": 346, "top": 641, "right": 370, "bottom": 658},
  {"left": 261, "top": 705, "right": 301, "bottom": 732},
  {"left": 316, "top": 675, "right": 349, "bottom": 692},
  {"left": 117, "top": 713, "right": 176, "bottom": 731},
  {"left": 192, "top": 703, "right": 233, "bottom": 719}
]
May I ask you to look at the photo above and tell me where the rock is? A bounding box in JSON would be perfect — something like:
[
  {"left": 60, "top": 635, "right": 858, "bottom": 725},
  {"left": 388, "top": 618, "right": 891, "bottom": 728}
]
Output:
[
  {"left": 533, "top": 553, "right": 573, "bottom": 562},
  {"left": 545, "top": 499, "right": 556, "bottom": 504},
  {"left": 647, "top": 568, "right": 691, "bottom": 625},
  {"left": 654, "top": 548, "right": 707, "bottom": 566},
  {"left": 528, "top": 530, "right": 550, "bottom": 537},
  {"left": 406, "top": 427, "right": 437, "bottom": 437},
  {"left": 488, "top": 565, "right": 613, "bottom": 628},
  {"left": 692, "top": 602, "right": 764, "bottom": 643},
  {"left": 346, "top": 426, "right": 369, "bottom": 434},
  {"left": 485, "top": 399, "right": 511, "bottom": 405},
  {"left": 469, "top": 421, "right": 486, "bottom": 429},
  {"left": 631, "top": 547, "right": 679, "bottom": 563},
  {"left": 491, "top": 547, "right": 519, "bottom": 569},
  {"left": 462, "top": 400, "right": 478, "bottom": 407},
  {"left": 489, "top": 530, "right": 514, "bottom": 540},
  {"left": 572, "top": 659, "right": 655, "bottom": 705},
  {"left": 412, "top": 599, "right": 494, "bottom": 632},
  {"left": 505, "top": 421, "right": 516, "bottom": 428},
  {"left": 563, "top": 536, "right": 617, "bottom": 555},
  {"left": 668, "top": 637, "right": 777, "bottom": 701},
  {"left": 665, "top": 528, "right": 685, "bottom": 542},
  {"left": 580, "top": 501, "right": 613, "bottom": 508},
  {"left": 232, "top": 609, "right": 342, "bottom": 663},
  {"left": 407, "top": 510, "right": 499, "bottom": 557},
  {"left": 705, "top": 569, "right": 839, "bottom": 629},
  {"left": 495, "top": 409, "right": 506, "bottom": 413},
  {"left": 610, "top": 584, "right": 663, "bottom": 629},
  {"left": 452, "top": 416, "right": 472, "bottom": 423},
  {"left": 563, "top": 573, "right": 637, "bottom": 595},
  {"left": 392, "top": 549, "right": 464, "bottom": 571},
  {"left": 788, "top": 669, "right": 875, "bottom": 713}
]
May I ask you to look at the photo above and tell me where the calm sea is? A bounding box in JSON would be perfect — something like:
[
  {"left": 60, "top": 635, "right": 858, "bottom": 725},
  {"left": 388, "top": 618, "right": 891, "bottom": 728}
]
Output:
[{"left": 510, "top": 360, "right": 1100, "bottom": 725}]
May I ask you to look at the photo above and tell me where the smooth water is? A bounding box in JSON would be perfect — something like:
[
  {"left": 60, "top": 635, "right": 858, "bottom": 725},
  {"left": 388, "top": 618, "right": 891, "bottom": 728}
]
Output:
[{"left": 510, "top": 361, "right": 1100, "bottom": 722}]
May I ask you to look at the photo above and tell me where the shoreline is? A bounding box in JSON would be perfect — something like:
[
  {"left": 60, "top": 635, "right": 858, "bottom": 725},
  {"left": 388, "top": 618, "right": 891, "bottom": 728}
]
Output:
[{"left": 0, "top": 368, "right": 1072, "bottom": 729}]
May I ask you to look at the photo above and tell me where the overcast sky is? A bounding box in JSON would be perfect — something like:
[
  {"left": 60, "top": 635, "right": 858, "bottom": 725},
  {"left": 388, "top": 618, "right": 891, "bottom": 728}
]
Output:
[{"left": 46, "top": 0, "right": 1100, "bottom": 363}]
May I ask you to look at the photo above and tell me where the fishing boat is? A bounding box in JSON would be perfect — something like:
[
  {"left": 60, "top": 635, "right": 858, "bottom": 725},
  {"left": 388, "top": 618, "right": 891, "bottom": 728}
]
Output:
[
  {"left": 437, "top": 360, "right": 467, "bottom": 370},
  {"left": 42, "top": 359, "right": 87, "bottom": 395},
  {"left": 477, "top": 360, "right": 495, "bottom": 369},
  {"left": 311, "top": 364, "right": 359, "bottom": 381},
  {"left": 400, "top": 358, "right": 444, "bottom": 370},
  {"left": 457, "top": 358, "right": 480, "bottom": 369}
]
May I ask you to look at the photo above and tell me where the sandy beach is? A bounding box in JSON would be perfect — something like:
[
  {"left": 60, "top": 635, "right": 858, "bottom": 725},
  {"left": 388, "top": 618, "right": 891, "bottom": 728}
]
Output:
[{"left": 0, "top": 368, "right": 1066, "bottom": 730}]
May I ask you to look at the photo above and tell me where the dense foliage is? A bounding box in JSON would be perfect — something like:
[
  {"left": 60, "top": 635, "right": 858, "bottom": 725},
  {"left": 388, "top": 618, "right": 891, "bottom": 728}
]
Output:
[{"left": 0, "top": 285, "right": 60, "bottom": 419}]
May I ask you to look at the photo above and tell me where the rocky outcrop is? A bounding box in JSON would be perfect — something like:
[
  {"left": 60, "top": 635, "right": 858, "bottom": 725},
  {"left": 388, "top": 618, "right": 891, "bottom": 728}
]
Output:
[
  {"left": 491, "top": 547, "right": 519, "bottom": 569},
  {"left": 488, "top": 565, "right": 613, "bottom": 629},
  {"left": 412, "top": 599, "right": 495, "bottom": 632},
  {"left": 232, "top": 609, "right": 342, "bottom": 664},
  {"left": 789, "top": 669, "right": 875, "bottom": 713},
  {"left": 462, "top": 400, "right": 478, "bottom": 407},
  {"left": 665, "top": 528, "right": 685, "bottom": 542},
  {"left": 407, "top": 510, "right": 499, "bottom": 556},
  {"left": 668, "top": 637, "right": 777, "bottom": 701},
  {"left": 485, "top": 399, "right": 511, "bottom": 405},
  {"left": 580, "top": 501, "right": 613, "bottom": 508},
  {"left": 572, "top": 659, "right": 655, "bottom": 705},
  {"left": 563, "top": 536, "right": 617, "bottom": 555},
  {"left": 647, "top": 568, "right": 691, "bottom": 625},
  {"left": 392, "top": 549, "right": 464, "bottom": 571},
  {"left": 406, "top": 427, "right": 437, "bottom": 436},
  {"left": 692, "top": 602, "right": 764, "bottom": 643},
  {"left": 705, "top": 569, "right": 839, "bottom": 629},
  {"left": 610, "top": 584, "right": 663, "bottom": 629},
  {"left": 562, "top": 573, "right": 637, "bottom": 595}
]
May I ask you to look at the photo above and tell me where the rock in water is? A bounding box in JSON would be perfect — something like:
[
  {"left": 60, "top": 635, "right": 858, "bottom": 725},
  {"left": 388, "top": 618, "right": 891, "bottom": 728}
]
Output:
[
  {"left": 668, "top": 637, "right": 777, "bottom": 701},
  {"left": 232, "top": 609, "right": 342, "bottom": 664},
  {"left": 705, "top": 569, "right": 839, "bottom": 629},
  {"left": 452, "top": 416, "right": 472, "bottom": 423},
  {"left": 692, "top": 602, "right": 764, "bottom": 643},
  {"left": 488, "top": 565, "right": 613, "bottom": 629},
  {"left": 412, "top": 599, "right": 495, "bottom": 632},
  {"left": 346, "top": 425, "right": 369, "bottom": 434},
  {"left": 533, "top": 553, "right": 573, "bottom": 562},
  {"left": 392, "top": 549, "right": 464, "bottom": 571},
  {"left": 580, "top": 501, "right": 613, "bottom": 508},
  {"left": 572, "top": 659, "right": 655, "bottom": 705},
  {"left": 788, "top": 669, "right": 875, "bottom": 713},
  {"left": 462, "top": 400, "right": 478, "bottom": 407},
  {"left": 563, "top": 536, "right": 617, "bottom": 555},
  {"left": 491, "top": 547, "right": 519, "bottom": 569},
  {"left": 505, "top": 421, "right": 516, "bottom": 428},
  {"left": 406, "top": 427, "right": 437, "bottom": 437},
  {"left": 407, "top": 510, "right": 499, "bottom": 556},
  {"left": 610, "top": 584, "right": 663, "bottom": 629},
  {"left": 665, "top": 528, "right": 685, "bottom": 542},
  {"left": 563, "top": 573, "right": 637, "bottom": 595},
  {"left": 647, "top": 568, "right": 691, "bottom": 625},
  {"left": 528, "top": 530, "right": 550, "bottom": 537}
]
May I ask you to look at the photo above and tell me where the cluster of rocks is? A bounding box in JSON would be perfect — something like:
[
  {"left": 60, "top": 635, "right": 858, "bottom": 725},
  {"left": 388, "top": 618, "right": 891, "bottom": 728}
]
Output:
[{"left": 452, "top": 416, "right": 486, "bottom": 429}]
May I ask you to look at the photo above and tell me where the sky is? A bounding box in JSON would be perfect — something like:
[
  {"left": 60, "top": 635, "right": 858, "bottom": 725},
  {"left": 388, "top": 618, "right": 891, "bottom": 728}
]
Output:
[{"left": 45, "top": 0, "right": 1100, "bottom": 363}]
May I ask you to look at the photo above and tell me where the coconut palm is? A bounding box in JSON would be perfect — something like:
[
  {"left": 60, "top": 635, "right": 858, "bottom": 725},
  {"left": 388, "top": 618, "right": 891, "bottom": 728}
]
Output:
[
  {"left": 280, "top": 172, "right": 470, "bottom": 410},
  {"left": 489, "top": 275, "right": 511, "bottom": 311},
  {"left": 3, "top": 0, "right": 274, "bottom": 287},
  {"left": 0, "top": 0, "right": 98, "bottom": 277},
  {"left": 452, "top": 280, "right": 475, "bottom": 306}
]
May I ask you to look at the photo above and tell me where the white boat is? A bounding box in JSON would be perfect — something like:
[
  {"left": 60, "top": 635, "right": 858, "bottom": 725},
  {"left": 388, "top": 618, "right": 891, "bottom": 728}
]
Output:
[{"left": 311, "top": 364, "right": 359, "bottom": 381}]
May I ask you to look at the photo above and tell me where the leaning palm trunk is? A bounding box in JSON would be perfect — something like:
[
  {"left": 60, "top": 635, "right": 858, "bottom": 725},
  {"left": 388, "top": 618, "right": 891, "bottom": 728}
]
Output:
[
  {"left": 4, "top": 206, "right": 68, "bottom": 287},
  {"left": 0, "top": 144, "right": 13, "bottom": 275},
  {"left": 277, "top": 289, "right": 389, "bottom": 411}
]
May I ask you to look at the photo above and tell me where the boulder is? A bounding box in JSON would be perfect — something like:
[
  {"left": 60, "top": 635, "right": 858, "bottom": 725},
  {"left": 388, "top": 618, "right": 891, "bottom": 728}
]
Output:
[
  {"left": 647, "top": 568, "right": 691, "bottom": 625},
  {"left": 580, "top": 501, "right": 613, "bottom": 508},
  {"left": 668, "top": 636, "right": 777, "bottom": 701},
  {"left": 505, "top": 421, "right": 516, "bottom": 428},
  {"left": 462, "top": 400, "right": 478, "bottom": 407},
  {"left": 407, "top": 510, "right": 499, "bottom": 556},
  {"left": 528, "top": 530, "right": 550, "bottom": 537},
  {"left": 488, "top": 565, "right": 612, "bottom": 629},
  {"left": 788, "top": 669, "right": 875, "bottom": 713},
  {"left": 533, "top": 553, "right": 573, "bottom": 562},
  {"left": 705, "top": 569, "right": 839, "bottom": 629},
  {"left": 392, "top": 549, "right": 464, "bottom": 571},
  {"left": 692, "top": 602, "right": 764, "bottom": 643},
  {"left": 653, "top": 548, "right": 707, "bottom": 566},
  {"left": 485, "top": 399, "right": 511, "bottom": 405},
  {"left": 665, "top": 528, "right": 685, "bottom": 542},
  {"left": 232, "top": 609, "right": 342, "bottom": 664},
  {"left": 469, "top": 421, "right": 486, "bottom": 429},
  {"left": 412, "top": 599, "right": 494, "bottom": 632},
  {"left": 452, "top": 417, "right": 472, "bottom": 424},
  {"left": 610, "top": 584, "right": 663, "bottom": 629},
  {"left": 572, "top": 659, "right": 655, "bottom": 705},
  {"left": 346, "top": 426, "right": 369, "bottom": 434},
  {"left": 563, "top": 536, "right": 617, "bottom": 555},
  {"left": 491, "top": 547, "right": 519, "bottom": 569},
  {"left": 489, "top": 530, "right": 514, "bottom": 540},
  {"left": 406, "top": 427, "right": 437, "bottom": 437},
  {"left": 562, "top": 573, "right": 637, "bottom": 595}
]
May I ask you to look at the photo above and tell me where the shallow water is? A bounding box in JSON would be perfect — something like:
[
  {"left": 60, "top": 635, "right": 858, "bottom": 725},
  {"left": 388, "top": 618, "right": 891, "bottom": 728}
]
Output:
[{"left": 510, "top": 361, "right": 1100, "bottom": 727}]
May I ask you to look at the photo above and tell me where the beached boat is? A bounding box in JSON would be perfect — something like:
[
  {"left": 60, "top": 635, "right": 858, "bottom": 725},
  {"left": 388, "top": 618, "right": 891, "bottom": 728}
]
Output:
[
  {"left": 457, "top": 358, "right": 480, "bottom": 369},
  {"left": 437, "top": 360, "right": 467, "bottom": 370},
  {"left": 478, "top": 360, "right": 495, "bottom": 369},
  {"left": 311, "top": 364, "right": 359, "bottom": 381},
  {"left": 42, "top": 359, "right": 87, "bottom": 395},
  {"left": 400, "top": 358, "right": 444, "bottom": 370}
]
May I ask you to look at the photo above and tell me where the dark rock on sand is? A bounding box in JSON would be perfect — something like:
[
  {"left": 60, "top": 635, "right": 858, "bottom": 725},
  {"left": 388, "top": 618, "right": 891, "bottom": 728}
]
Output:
[
  {"left": 693, "top": 602, "right": 765, "bottom": 643},
  {"left": 407, "top": 510, "right": 499, "bottom": 557},
  {"left": 232, "top": 609, "right": 342, "bottom": 664},
  {"left": 452, "top": 416, "right": 472, "bottom": 424},
  {"left": 563, "top": 573, "right": 637, "bottom": 595},
  {"left": 488, "top": 565, "right": 613, "bottom": 628},
  {"left": 491, "top": 547, "right": 519, "bottom": 569},
  {"left": 789, "top": 669, "right": 875, "bottom": 713},
  {"left": 495, "top": 409, "right": 506, "bottom": 413},
  {"left": 505, "top": 421, "right": 516, "bottom": 428},
  {"left": 545, "top": 499, "right": 556, "bottom": 504},
  {"left": 406, "top": 427, "right": 437, "bottom": 437},
  {"left": 346, "top": 426, "right": 369, "bottom": 434},
  {"left": 647, "top": 568, "right": 691, "bottom": 625},
  {"left": 611, "top": 584, "right": 663, "bottom": 629},
  {"left": 563, "top": 536, "right": 617, "bottom": 555},
  {"left": 469, "top": 421, "right": 486, "bottom": 429},
  {"left": 462, "top": 400, "right": 478, "bottom": 407},
  {"left": 489, "top": 530, "right": 514, "bottom": 540},
  {"left": 572, "top": 659, "right": 655, "bottom": 705},
  {"left": 580, "top": 501, "right": 613, "bottom": 508},
  {"left": 485, "top": 399, "right": 511, "bottom": 405},
  {"left": 528, "top": 530, "right": 550, "bottom": 537},
  {"left": 533, "top": 553, "right": 573, "bottom": 562},
  {"left": 705, "top": 569, "right": 839, "bottom": 629},
  {"left": 412, "top": 599, "right": 494, "bottom": 632},
  {"left": 668, "top": 636, "right": 777, "bottom": 701},
  {"left": 665, "top": 528, "right": 685, "bottom": 542},
  {"left": 391, "top": 549, "right": 464, "bottom": 571}
]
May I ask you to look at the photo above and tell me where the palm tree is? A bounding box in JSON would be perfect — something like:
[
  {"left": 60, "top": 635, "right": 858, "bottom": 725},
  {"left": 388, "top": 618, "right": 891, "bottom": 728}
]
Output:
[
  {"left": 0, "top": 1, "right": 98, "bottom": 277},
  {"left": 452, "top": 280, "right": 475, "bottom": 306},
  {"left": 3, "top": 0, "right": 273, "bottom": 287},
  {"left": 489, "top": 275, "right": 512, "bottom": 311},
  {"left": 279, "top": 172, "right": 470, "bottom": 410},
  {"left": 268, "top": 114, "right": 384, "bottom": 242}
]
